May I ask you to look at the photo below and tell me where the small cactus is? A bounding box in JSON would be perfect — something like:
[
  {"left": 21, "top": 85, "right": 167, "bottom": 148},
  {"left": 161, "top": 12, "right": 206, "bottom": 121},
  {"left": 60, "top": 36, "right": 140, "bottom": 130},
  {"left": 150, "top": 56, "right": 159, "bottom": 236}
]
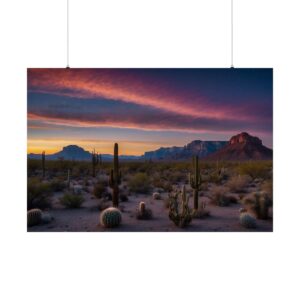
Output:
[
  {"left": 152, "top": 192, "right": 160, "bottom": 200},
  {"left": 136, "top": 201, "right": 153, "bottom": 220},
  {"left": 100, "top": 207, "right": 122, "bottom": 228},
  {"left": 240, "top": 213, "right": 257, "bottom": 229},
  {"left": 27, "top": 208, "right": 42, "bottom": 227}
]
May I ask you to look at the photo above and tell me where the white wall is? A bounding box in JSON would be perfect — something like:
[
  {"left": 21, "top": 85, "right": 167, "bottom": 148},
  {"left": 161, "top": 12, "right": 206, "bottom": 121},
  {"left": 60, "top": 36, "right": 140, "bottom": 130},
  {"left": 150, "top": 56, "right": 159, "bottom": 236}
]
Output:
[{"left": 0, "top": 1, "right": 299, "bottom": 300}]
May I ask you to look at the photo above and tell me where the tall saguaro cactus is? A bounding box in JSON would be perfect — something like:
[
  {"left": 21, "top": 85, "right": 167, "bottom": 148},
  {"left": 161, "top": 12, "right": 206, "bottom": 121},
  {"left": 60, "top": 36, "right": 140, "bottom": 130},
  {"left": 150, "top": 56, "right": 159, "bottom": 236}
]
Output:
[
  {"left": 109, "top": 143, "right": 121, "bottom": 207},
  {"left": 189, "top": 155, "right": 201, "bottom": 210},
  {"left": 91, "top": 149, "right": 98, "bottom": 178},
  {"left": 42, "top": 151, "right": 45, "bottom": 178}
]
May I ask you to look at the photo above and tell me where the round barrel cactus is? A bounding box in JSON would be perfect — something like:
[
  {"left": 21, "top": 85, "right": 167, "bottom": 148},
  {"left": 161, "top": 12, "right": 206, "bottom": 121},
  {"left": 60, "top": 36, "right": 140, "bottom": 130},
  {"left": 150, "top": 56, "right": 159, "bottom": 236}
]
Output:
[
  {"left": 100, "top": 207, "right": 122, "bottom": 228},
  {"left": 240, "top": 213, "right": 257, "bottom": 229},
  {"left": 27, "top": 208, "right": 42, "bottom": 227}
]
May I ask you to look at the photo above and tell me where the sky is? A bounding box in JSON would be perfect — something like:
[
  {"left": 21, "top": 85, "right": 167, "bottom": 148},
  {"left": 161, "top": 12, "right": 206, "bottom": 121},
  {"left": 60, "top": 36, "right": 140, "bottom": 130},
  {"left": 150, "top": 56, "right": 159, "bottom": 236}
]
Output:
[{"left": 27, "top": 68, "right": 273, "bottom": 155}]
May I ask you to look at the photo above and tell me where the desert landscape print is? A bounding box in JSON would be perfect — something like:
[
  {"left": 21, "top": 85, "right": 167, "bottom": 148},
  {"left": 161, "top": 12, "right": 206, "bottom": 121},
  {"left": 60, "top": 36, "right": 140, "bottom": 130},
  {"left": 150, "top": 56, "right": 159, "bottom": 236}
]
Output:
[{"left": 27, "top": 68, "right": 273, "bottom": 232}]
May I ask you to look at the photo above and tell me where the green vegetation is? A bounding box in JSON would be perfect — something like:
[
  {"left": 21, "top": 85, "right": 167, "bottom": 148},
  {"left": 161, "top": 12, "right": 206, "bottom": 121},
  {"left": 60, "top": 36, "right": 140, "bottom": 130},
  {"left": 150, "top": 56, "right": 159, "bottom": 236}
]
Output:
[
  {"left": 93, "top": 181, "right": 107, "bottom": 199},
  {"left": 128, "top": 173, "right": 151, "bottom": 194},
  {"left": 50, "top": 178, "right": 66, "bottom": 192},
  {"left": 237, "top": 161, "right": 272, "bottom": 180},
  {"left": 60, "top": 192, "right": 84, "bottom": 208},
  {"left": 27, "top": 178, "right": 52, "bottom": 209}
]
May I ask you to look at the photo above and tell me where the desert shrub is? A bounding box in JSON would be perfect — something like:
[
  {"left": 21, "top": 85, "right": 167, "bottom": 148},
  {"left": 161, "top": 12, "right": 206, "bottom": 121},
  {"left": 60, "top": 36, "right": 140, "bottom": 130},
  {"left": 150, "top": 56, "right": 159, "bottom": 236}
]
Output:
[
  {"left": 169, "top": 171, "right": 186, "bottom": 184},
  {"left": 237, "top": 162, "right": 271, "bottom": 180},
  {"left": 226, "top": 175, "right": 251, "bottom": 193},
  {"left": 60, "top": 192, "right": 84, "bottom": 208},
  {"left": 240, "top": 213, "right": 257, "bottom": 229},
  {"left": 243, "top": 192, "right": 272, "bottom": 219},
  {"left": 128, "top": 173, "right": 151, "bottom": 194},
  {"left": 200, "top": 182, "right": 209, "bottom": 191},
  {"left": 209, "top": 186, "right": 231, "bottom": 206},
  {"left": 261, "top": 179, "right": 273, "bottom": 200},
  {"left": 27, "top": 178, "right": 52, "bottom": 209},
  {"left": 225, "top": 193, "right": 240, "bottom": 204},
  {"left": 152, "top": 175, "right": 173, "bottom": 192},
  {"left": 93, "top": 182, "right": 107, "bottom": 199},
  {"left": 50, "top": 178, "right": 66, "bottom": 192},
  {"left": 192, "top": 200, "right": 210, "bottom": 219}
]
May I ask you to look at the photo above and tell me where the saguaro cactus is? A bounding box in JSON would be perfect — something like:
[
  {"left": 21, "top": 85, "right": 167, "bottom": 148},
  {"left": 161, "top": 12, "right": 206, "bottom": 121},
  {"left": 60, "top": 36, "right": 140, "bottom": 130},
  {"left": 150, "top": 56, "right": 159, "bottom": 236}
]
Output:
[
  {"left": 91, "top": 149, "right": 98, "bottom": 177},
  {"left": 109, "top": 143, "right": 121, "bottom": 207},
  {"left": 42, "top": 151, "right": 45, "bottom": 178},
  {"left": 67, "top": 169, "right": 71, "bottom": 189},
  {"left": 189, "top": 155, "right": 201, "bottom": 210},
  {"left": 168, "top": 185, "right": 192, "bottom": 227}
]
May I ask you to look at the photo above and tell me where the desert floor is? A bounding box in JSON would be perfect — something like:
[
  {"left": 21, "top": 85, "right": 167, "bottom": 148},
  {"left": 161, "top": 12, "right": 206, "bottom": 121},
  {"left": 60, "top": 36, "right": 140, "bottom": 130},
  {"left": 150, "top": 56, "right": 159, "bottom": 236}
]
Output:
[{"left": 28, "top": 189, "right": 272, "bottom": 232}]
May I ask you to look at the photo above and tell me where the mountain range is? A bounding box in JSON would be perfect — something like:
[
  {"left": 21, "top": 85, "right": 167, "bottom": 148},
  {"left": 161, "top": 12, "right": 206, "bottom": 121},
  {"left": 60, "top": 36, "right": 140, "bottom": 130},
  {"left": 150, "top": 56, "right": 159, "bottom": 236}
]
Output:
[{"left": 27, "top": 132, "right": 272, "bottom": 161}]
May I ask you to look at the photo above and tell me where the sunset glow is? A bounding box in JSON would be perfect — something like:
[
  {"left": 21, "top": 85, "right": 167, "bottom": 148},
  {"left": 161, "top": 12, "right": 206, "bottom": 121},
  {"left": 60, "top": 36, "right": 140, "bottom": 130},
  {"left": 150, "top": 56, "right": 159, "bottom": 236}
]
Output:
[{"left": 28, "top": 68, "right": 273, "bottom": 155}]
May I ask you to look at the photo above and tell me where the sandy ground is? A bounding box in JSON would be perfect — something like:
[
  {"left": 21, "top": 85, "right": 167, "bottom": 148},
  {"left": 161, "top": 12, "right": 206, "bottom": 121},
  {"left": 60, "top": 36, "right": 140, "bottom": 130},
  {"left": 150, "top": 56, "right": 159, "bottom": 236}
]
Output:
[{"left": 28, "top": 189, "right": 273, "bottom": 232}]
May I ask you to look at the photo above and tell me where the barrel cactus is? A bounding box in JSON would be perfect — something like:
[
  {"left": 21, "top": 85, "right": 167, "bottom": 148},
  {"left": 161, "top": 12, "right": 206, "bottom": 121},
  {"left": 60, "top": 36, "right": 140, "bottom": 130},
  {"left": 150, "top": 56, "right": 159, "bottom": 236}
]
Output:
[
  {"left": 27, "top": 208, "right": 42, "bottom": 227},
  {"left": 240, "top": 213, "right": 257, "bottom": 229},
  {"left": 100, "top": 207, "right": 122, "bottom": 228},
  {"left": 136, "top": 201, "right": 153, "bottom": 220},
  {"left": 152, "top": 192, "right": 160, "bottom": 200}
]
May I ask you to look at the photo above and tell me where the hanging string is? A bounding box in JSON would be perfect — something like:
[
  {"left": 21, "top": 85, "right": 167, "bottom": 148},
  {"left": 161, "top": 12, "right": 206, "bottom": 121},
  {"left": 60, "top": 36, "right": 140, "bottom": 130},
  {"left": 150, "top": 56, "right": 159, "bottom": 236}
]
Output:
[
  {"left": 66, "top": 0, "right": 70, "bottom": 68},
  {"left": 231, "top": 0, "right": 234, "bottom": 68}
]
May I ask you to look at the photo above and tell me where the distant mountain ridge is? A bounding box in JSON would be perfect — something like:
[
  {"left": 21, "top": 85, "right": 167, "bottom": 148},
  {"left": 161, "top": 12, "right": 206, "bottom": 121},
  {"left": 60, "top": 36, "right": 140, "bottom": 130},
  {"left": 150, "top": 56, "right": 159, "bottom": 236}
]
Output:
[
  {"left": 142, "top": 140, "right": 227, "bottom": 161},
  {"left": 27, "top": 132, "right": 272, "bottom": 161},
  {"left": 28, "top": 145, "right": 140, "bottom": 161},
  {"left": 206, "top": 132, "right": 272, "bottom": 160}
]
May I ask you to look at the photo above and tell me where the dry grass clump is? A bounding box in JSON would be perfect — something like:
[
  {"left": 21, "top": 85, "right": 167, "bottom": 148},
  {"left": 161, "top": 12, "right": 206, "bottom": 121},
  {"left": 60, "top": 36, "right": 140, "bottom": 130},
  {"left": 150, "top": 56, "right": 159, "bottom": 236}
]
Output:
[
  {"left": 128, "top": 173, "right": 152, "bottom": 194},
  {"left": 261, "top": 179, "right": 273, "bottom": 200},
  {"left": 151, "top": 173, "right": 173, "bottom": 192},
  {"left": 237, "top": 162, "right": 272, "bottom": 180},
  {"left": 192, "top": 200, "right": 210, "bottom": 219},
  {"left": 226, "top": 175, "right": 251, "bottom": 193},
  {"left": 93, "top": 181, "right": 107, "bottom": 199},
  {"left": 49, "top": 178, "right": 66, "bottom": 192},
  {"left": 209, "top": 186, "right": 230, "bottom": 206},
  {"left": 27, "top": 178, "right": 52, "bottom": 209},
  {"left": 242, "top": 192, "right": 272, "bottom": 219},
  {"left": 60, "top": 192, "right": 84, "bottom": 208}
]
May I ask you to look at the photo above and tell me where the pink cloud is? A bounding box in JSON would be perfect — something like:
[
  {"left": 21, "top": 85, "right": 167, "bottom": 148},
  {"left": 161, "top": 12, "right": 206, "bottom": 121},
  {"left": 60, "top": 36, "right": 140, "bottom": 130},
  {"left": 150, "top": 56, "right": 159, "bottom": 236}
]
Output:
[{"left": 28, "top": 69, "right": 264, "bottom": 122}]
